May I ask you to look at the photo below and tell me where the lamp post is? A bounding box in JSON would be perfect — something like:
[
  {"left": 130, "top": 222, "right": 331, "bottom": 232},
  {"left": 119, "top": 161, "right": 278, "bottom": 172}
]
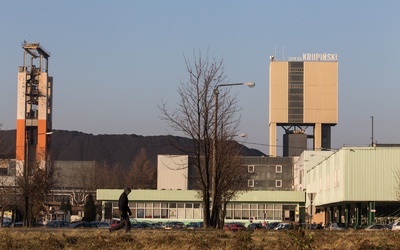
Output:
[
  {"left": 211, "top": 82, "right": 255, "bottom": 217},
  {"left": 23, "top": 131, "right": 53, "bottom": 226}
]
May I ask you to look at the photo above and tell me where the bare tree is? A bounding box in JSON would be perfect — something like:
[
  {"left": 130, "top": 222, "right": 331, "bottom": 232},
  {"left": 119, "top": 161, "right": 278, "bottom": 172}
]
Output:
[
  {"left": 215, "top": 137, "right": 250, "bottom": 228},
  {"left": 94, "top": 162, "right": 122, "bottom": 189},
  {"left": 159, "top": 51, "right": 247, "bottom": 228},
  {"left": 15, "top": 159, "right": 54, "bottom": 226}
]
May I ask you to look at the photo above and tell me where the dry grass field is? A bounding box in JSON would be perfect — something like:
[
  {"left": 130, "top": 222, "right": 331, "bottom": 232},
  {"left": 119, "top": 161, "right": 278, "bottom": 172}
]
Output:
[{"left": 1, "top": 228, "right": 399, "bottom": 250}]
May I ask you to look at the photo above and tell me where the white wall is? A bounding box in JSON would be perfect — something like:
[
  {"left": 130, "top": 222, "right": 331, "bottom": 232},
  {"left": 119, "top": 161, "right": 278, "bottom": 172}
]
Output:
[{"left": 157, "top": 155, "right": 189, "bottom": 190}]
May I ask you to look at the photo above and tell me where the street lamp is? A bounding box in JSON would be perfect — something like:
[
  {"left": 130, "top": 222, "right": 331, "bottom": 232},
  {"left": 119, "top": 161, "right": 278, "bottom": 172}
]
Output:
[{"left": 211, "top": 82, "right": 255, "bottom": 213}]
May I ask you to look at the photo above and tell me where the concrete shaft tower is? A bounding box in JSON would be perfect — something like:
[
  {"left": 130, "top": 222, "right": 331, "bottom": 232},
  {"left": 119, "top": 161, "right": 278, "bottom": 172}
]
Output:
[
  {"left": 16, "top": 42, "right": 53, "bottom": 173},
  {"left": 269, "top": 55, "right": 338, "bottom": 157}
]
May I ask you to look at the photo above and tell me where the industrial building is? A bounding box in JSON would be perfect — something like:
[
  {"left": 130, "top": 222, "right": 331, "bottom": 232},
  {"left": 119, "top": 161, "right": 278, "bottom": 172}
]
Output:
[
  {"left": 16, "top": 42, "right": 53, "bottom": 173},
  {"left": 269, "top": 54, "right": 338, "bottom": 157},
  {"left": 294, "top": 147, "right": 400, "bottom": 227},
  {"left": 96, "top": 155, "right": 306, "bottom": 224}
]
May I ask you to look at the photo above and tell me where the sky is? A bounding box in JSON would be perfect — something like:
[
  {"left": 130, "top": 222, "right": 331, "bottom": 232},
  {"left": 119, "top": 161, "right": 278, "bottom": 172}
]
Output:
[{"left": 1, "top": 1, "right": 400, "bottom": 155}]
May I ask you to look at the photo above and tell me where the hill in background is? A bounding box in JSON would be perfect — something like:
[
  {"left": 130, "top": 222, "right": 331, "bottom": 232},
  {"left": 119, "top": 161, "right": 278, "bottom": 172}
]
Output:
[{"left": 0, "top": 129, "right": 265, "bottom": 172}]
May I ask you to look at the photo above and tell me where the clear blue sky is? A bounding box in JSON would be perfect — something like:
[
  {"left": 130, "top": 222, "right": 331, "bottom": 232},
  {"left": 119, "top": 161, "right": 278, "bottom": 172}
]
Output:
[{"left": 1, "top": 1, "right": 399, "bottom": 155}]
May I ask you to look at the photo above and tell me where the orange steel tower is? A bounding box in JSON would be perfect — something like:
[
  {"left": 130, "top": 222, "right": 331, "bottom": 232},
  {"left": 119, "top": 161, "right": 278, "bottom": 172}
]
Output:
[{"left": 16, "top": 42, "right": 53, "bottom": 173}]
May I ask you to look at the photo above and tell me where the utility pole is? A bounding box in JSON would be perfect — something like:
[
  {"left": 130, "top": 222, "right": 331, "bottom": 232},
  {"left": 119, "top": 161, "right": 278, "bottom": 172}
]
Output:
[{"left": 370, "top": 116, "right": 374, "bottom": 147}]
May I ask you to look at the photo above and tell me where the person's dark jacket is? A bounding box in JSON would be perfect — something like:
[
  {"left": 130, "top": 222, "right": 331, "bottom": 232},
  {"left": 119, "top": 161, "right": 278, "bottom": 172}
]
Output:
[{"left": 118, "top": 192, "right": 131, "bottom": 219}]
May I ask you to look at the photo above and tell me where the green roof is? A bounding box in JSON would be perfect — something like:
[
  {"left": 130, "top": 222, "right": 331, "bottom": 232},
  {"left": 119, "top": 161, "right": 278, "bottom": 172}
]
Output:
[{"left": 97, "top": 189, "right": 305, "bottom": 203}]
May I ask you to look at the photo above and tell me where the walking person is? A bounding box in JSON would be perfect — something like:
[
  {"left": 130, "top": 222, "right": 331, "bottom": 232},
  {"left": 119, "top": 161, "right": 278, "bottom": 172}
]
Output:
[{"left": 110, "top": 187, "right": 132, "bottom": 232}]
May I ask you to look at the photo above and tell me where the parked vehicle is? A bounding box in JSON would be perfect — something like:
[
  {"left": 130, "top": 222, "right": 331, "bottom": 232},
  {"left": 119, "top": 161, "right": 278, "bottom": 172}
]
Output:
[
  {"left": 274, "top": 223, "right": 292, "bottom": 230},
  {"left": 266, "top": 222, "right": 280, "bottom": 230},
  {"left": 325, "top": 223, "right": 348, "bottom": 230},
  {"left": 164, "top": 221, "right": 186, "bottom": 230},
  {"left": 391, "top": 221, "right": 400, "bottom": 230},
  {"left": 223, "top": 222, "right": 246, "bottom": 231},
  {"left": 46, "top": 220, "right": 70, "bottom": 228},
  {"left": 90, "top": 221, "right": 111, "bottom": 228},
  {"left": 247, "top": 223, "right": 265, "bottom": 231},
  {"left": 149, "top": 222, "right": 164, "bottom": 229},
  {"left": 1, "top": 221, "right": 23, "bottom": 228},
  {"left": 70, "top": 221, "right": 97, "bottom": 228},
  {"left": 186, "top": 221, "right": 204, "bottom": 229},
  {"left": 365, "top": 224, "right": 388, "bottom": 231},
  {"left": 131, "top": 222, "right": 151, "bottom": 229}
]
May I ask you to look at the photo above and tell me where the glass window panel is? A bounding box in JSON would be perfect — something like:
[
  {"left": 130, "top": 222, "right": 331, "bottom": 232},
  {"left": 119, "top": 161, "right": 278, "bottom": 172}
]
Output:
[
  {"left": 226, "top": 209, "right": 232, "bottom": 219},
  {"left": 234, "top": 210, "right": 241, "bottom": 219},
  {"left": 185, "top": 203, "right": 193, "bottom": 208},
  {"left": 266, "top": 204, "right": 274, "bottom": 210},
  {"left": 154, "top": 203, "right": 160, "bottom": 208},
  {"left": 145, "top": 209, "right": 152, "bottom": 218},
  {"left": 194, "top": 203, "right": 201, "bottom": 209},
  {"left": 137, "top": 203, "right": 145, "bottom": 208},
  {"left": 266, "top": 210, "right": 273, "bottom": 220},
  {"left": 274, "top": 204, "right": 282, "bottom": 210},
  {"left": 177, "top": 203, "right": 184, "bottom": 208},
  {"left": 130, "top": 208, "right": 136, "bottom": 218},
  {"left": 250, "top": 210, "right": 258, "bottom": 219},
  {"left": 258, "top": 204, "right": 265, "bottom": 209},
  {"left": 161, "top": 203, "right": 168, "bottom": 208},
  {"left": 242, "top": 210, "right": 249, "bottom": 220},
  {"left": 250, "top": 204, "right": 257, "bottom": 209},
  {"left": 112, "top": 208, "right": 119, "bottom": 218},
  {"left": 258, "top": 210, "right": 265, "bottom": 220},
  {"left": 242, "top": 204, "right": 250, "bottom": 209},
  {"left": 153, "top": 209, "right": 161, "bottom": 218},
  {"left": 145, "top": 203, "right": 152, "bottom": 208},
  {"left": 161, "top": 209, "right": 168, "bottom": 218},
  {"left": 274, "top": 210, "right": 282, "bottom": 221},
  {"left": 234, "top": 204, "right": 241, "bottom": 209},
  {"left": 169, "top": 203, "right": 176, "bottom": 208},
  {"left": 137, "top": 209, "right": 144, "bottom": 218}
]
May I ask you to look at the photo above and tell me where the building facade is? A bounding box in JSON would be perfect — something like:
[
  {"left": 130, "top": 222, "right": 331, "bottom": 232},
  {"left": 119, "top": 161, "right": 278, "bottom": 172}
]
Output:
[
  {"left": 97, "top": 189, "right": 305, "bottom": 225},
  {"left": 145, "top": 155, "right": 305, "bottom": 224},
  {"left": 157, "top": 155, "right": 294, "bottom": 192},
  {"left": 15, "top": 42, "right": 53, "bottom": 173},
  {"left": 269, "top": 55, "right": 338, "bottom": 157},
  {"left": 296, "top": 147, "right": 400, "bottom": 227},
  {"left": 243, "top": 156, "right": 293, "bottom": 191}
]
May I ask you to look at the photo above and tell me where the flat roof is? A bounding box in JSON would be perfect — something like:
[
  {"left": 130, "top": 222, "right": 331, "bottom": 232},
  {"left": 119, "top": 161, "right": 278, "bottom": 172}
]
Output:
[{"left": 97, "top": 189, "right": 305, "bottom": 203}]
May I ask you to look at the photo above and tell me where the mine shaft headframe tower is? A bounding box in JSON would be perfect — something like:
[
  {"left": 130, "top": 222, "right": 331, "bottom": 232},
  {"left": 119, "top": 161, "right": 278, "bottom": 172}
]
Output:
[
  {"left": 268, "top": 54, "right": 338, "bottom": 157},
  {"left": 16, "top": 42, "right": 53, "bottom": 171}
]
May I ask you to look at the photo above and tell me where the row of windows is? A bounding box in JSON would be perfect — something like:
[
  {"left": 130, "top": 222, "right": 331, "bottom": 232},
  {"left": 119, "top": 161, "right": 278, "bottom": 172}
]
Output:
[
  {"left": 112, "top": 202, "right": 203, "bottom": 220},
  {"left": 248, "top": 179, "right": 282, "bottom": 187},
  {"left": 110, "top": 202, "right": 297, "bottom": 221},
  {"left": 248, "top": 165, "right": 282, "bottom": 173}
]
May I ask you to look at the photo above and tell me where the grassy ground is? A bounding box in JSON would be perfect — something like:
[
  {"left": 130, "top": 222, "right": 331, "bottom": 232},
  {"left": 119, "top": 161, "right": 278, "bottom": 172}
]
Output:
[{"left": 1, "top": 228, "right": 399, "bottom": 250}]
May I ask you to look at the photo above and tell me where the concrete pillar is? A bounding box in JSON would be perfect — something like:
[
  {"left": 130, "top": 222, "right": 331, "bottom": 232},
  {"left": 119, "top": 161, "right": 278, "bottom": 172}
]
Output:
[
  {"left": 345, "top": 204, "right": 351, "bottom": 227},
  {"left": 314, "top": 123, "right": 322, "bottom": 150},
  {"left": 269, "top": 123, "right": 277, "bottom": 157},
  {"left": 299, "top": 202, "right": 306, "bottom": 224},
  {"left": 367, "top": 201, "right": 376, "bottom": 225},
  {"left": 355, "top": 203, "right": 362, "bottom": 229},
  {"left": 324, "top": 207, "right": 329, "bottom": 225}
]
